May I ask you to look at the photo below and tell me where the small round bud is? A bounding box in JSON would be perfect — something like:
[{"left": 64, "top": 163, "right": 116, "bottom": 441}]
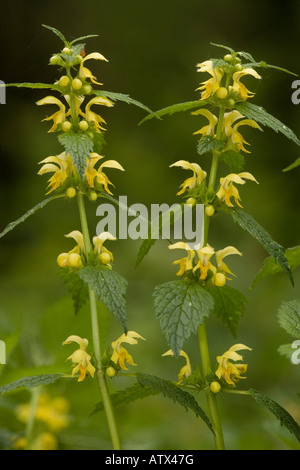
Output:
[
  {"left": 62, "top": 47, "right": 72, "bottom": 54},
  {"left": 79, "top": 120, "right": 89, "bottom": 132},
  {"left": 57, "top": 253, "right": 69, "bottom": 268},
  {"left": 81, "top": 84, "right": 92, "bottom": 95},
  {"left": 62, "top": 121, "right": 72, "bottom": 132},
  {"left": 234, "top": 63, "right": 243, "bottom": 72},
  {"left": 186, "top": 197, "right": 196, "bottom": 206},
  {"left": 210, "top": 381, "right": 221, "bottom": 394},
  {"left": 216, "top": 87, "right": 228, "bottom": 100},
  {"left": 89, "top": 191, "right": 98, "bottom": 201},
  {"left": 68, "top": 253, "right": 81, "bottom": 268},
  {"left": 205, "top": 205, "right": 215, "bottom": 217},
  {"left": 213, "top": 272, "right": 226, "bottom": 287},
  {"left": 59, "top": 75, "right": 70, "bottom": 87},
  {"left": 224, "top": 54, "right": 233, "bottom": 63},
  {"left": 72, "top": 78, "right": 83, "bottom": 90},
  {"left": 100, "top": 252, "right": 111, "bottom": 265},
  {"left": 66, "top": 187, "right": 76, "bottom": 198},
  {"left": 106, "top": 366, "right": 116, "bottom": 377},
  {"left": 50, "top": 54, "right": 63, "bottom": 65},
  {"left": 87, "top": 132, "right": 94, "bottom": 140},
  {"left": 227, "top": 98, "right": 236, "bottom": 107}
]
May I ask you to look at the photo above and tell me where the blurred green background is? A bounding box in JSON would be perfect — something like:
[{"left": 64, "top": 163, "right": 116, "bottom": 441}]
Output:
[{"left": 0, "top": 0, "right": 299, "bottom": 450}]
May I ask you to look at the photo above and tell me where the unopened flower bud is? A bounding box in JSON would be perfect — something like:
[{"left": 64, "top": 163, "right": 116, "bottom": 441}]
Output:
[
  {"left": 62, "top": 121, "right": 72, "bottom": 132},
  {"left": 213, "top": 272, "right": 226, "bottom": 287},
  {"left": 62, "top": 47, "right": 72, "bottom": 54},
  {"left": 57, "top": 253, "right": 69, "bottom": 268},
  {"left": 72, "top": 78, "right": 83, "bottom": 90},
  {"left": 68, "top": 253, "right": 81, "bottom": 268},
  {"left": 186, "top": 197, "right": 196, "bottom": 206},
  {"left": 99, "top": 252, "right": 111, "bottom": 265},
  {"left": 79, "top": 120, "right": 89, "bottom": 131},
  {"left": 106, "top": 366, "right": 116, "bottom": 377},
  {"left": 205, "top": 205, "right": 215, "bottom": 217},
  {"left": 59, "top": 75, "right": 70, "bottom": 87},
  {"left": 216, "top": 87, "right": 228, "bottom": 99},
  {"left": 234, "top": 63, "right": 243, "bottom": 72},
  {"left": 89, "top": 191, "right": 98, "bottom": 201},
  {"left": 224, "top": 54, "right": 233, "bottom": 63},
  {"left": 81, "top": 84, "right": 92, "bottom": 95},
  {"left": 50, "top": 54, "right": 64, "bottom": 65},
  {"left": 66, "top": 187, "right": 76, "bottom": 198},
  {"left": 210, "top": 381, "right": 221, "bottom": 393}
]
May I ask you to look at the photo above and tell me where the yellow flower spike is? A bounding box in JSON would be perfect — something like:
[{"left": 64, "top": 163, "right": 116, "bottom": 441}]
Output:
[
  {"left": 111, "top": 331, "right": 145, "bottom": 370},
  {"left": 215, "top": 344, "right": 252, "bottom": 386},
  {"left": 162, "top": 350, "right": 192, "bottom": 385},
  {"left": 63, "top": 335, "right": 96, "bottom": 382},
  {"left": 36, "top": 96, "right": 67, "bottom": 132},
  {"left": 85, "top": 153, "right": 124, "bottom": 194},
  {"left": 193, "top": 244, "right": 216, "bottom": 280},
  {"left": 170, "top": 160, "right": 207, "bottom": 196},
  {"left": 78, "top": 52, "right": 108, "bottom": 85},
  {"left": 232, "top": 67, "right": 262, "bottom": 101},
  {"left": 93, "top": 231, "right": 116, "bottom": 265},
  {"left": 196, "top": 60, "right": 224, "bottom": 100},
  {"left": 216, "top": 172, "right": 258, "bottom": 208},
  {"left": 214, "top": 246, "right": 242, "bottom": 279},
  {"left": 38, "top": 152, "right": 76, "bottom": 194},
  {"left": 192, "top": 109, "right": 218, "bottom": 137},
  {"left": 168, "top": 241, "right": 195, "bottom": 276},
  {"left": 85, "top": 96, "right": 114, "bottom": 132}
]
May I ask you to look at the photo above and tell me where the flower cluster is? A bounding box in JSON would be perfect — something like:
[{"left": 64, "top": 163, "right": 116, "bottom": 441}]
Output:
[
  {"left": 215, "top": 343, "right": 251, "bottom": 386},
  {"left": 63, "top": 335, "right": 96, "bottom": 382}
]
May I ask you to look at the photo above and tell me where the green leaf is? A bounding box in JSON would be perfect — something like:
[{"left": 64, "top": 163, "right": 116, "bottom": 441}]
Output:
[
  {"left": 153, "top": 279, "right": 214, "bottom": 355},
  {"left": 0, "top": 374, "right": 62, "bottom": 394},
  {"left": 57, "top": 267, "right": 89, "bottom": 314},
  {"left": 249, "top": 388, "right": 300, "bottom": 442},
  {"left": 204, "top": 284, "right": 247, "bottom": 337},
  {"left": 277, "top": 300, "right": 300, "bottom": 339},
  {"left": 0, "top": 195, "right": 63, "bottom": 239},
  {"left": 284, "top": 157, "right": 300, "bottom": 172},
  {"left": 242, "top": 60, "right": 297, "bottom": 77},
  {"left": 42, "top": 24, "right": 67, "bottom": 45},
  {"left": 91, "top": 383, "right": 159, "bottom": 415},
  {"left": 93, "top": 90, "right": 156, "bottom": 116},
  {"left": 210, "top": 42, "right": 235, "bottom": 54},
  {"left": 139, "top": 100, "right": 208, "bottom": 125},
  {"left": 197, "top": 136, "right": 226, "bottom": 155},
  {"left": 278, "top": 343, "right": 295, "bottom": 360},
  {"left": 70, "top": 35, "right": 99, "bottom": 45},
  {"left": 235, "top": 102, "right": 300, "bottom": 146},
  {"left": 137, "top": 372, "right": 214, "bottom": 433},
  {"left": 229, "top": 208, "right": 293, "bottom": 286},
  {"left": 219, "top": 150, "right": 245, "bottom": 173},
  {"left": 251, "top": 246, "right": 300, "bottom": 288},
  {"left": 58, "top": 132, "right": 94, "bottom": 178},
  {"left": 2, "top": 82, "right": 61, "bottom": 91},
  {"left": 78, "top": 266, "right": 128, "bottom": 332}
]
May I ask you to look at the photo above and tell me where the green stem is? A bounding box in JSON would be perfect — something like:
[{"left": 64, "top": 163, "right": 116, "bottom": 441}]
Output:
[
  {"left": 77, "top": 192, "right": 121, "bottom": 450},
  {"left": 25, "top": 386, "right": 42, "bottom": 450}
]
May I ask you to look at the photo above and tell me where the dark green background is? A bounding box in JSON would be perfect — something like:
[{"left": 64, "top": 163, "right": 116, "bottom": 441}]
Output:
[{"left": 0, "top": 0, "right": 299, "bottom": 450}]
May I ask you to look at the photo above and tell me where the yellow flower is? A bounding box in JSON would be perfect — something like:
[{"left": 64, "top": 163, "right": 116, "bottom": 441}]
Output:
[
  {"left": 170, "top": 160, "right": 207, "bottom": 196},
  {"left": 196, "top": 60, "right": 224, "bottom": 100},
  {"left": 168, "top": 241, "right": 195, "bottom": 276},
  {"left": 84, "top": 152, "right": 125, "bottom": 194},
  {"left": 111, "top": 331, "right": 145, "bottom": 370},
  {"left": 38, "top": 152, "right": 76, "bottom": 194},
  {"left": 162, "top": 349, "right": 192, "bottom": 385},
  {"left": 223, "top": 110, "right": 262, "bottom": 153},
  {"left": 215, "top": 343, "right": 252, "bottom": 386},
  {"left": 36, "top": 96, "right": 67, "bottom": 132},
  {"left": 216, "top": 172, "right": 258, "bottom": 208},
  {"left": 63, "top": 335, "right": 96, "bottom": 382},
  {"left": 84, "top": 96, "right": 114, "bottom": 132},
  {"left": 232, "top": 68, "right": 261, "bottom": 101},
  {"left": 93, "top": 231, "right": 116, "bottom": 265},
  {"left": 193, "top": 244, "right": 216, "bottom": 280},
  {"left": 78, "top": 52, "right": 108, "bottom": 85},
  {"left": 214, "top": 246, "right": 242, "bottom": 280},
  {"left": 192, "top": 108, "right": 218, "bottom": 137}
]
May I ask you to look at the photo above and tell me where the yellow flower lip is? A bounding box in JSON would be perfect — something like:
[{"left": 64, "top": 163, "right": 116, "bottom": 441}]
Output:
[
  {"left": 63, "top": 335, "right": 96, "bottom": 382},
  {"left": 170, "top": 160, "right": 207, "bottom": 196},
  {"left": 162, "top": 349, "right": 192, "bottom": 385},
  {"left": 110, "top": 331, "right": 145, "bottom": 371},
  {"left": 215, "top": 343, "right": 251, "bottom": 386}
]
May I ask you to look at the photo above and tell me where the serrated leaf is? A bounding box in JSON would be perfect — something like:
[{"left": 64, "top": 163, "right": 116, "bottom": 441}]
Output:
[
  {"left": 58, "top": 132, "right": 94, "bottom": 178},
  {"left": 249, "top": 388, "right": 300, "bottom": 442},
  {"left": 204, "top": 284, "right": 247, "bottom": 337},
  {"left": 277, "top": 300, "right": 300, "bottom": 339},
  {"left": 210, "top": 42, "right": 235, "bottom": 54},
  {"left": 139, "top": 100, "right": 208, "bottom": 125},
  {"left": 284, "top": 157, "right": 300, "bottom": 172},
  {"left": 153, "top": 279, "right": 214, "bottom": 355},
  {"left": 91, "top": 383, "right": 159, "bottom": 415},
  {"left": 242, "top": 61, "right": 297, "bottom": 77},
  {"left": 219, "top": 150, "right": 245, "bottom": 173},
  {"left": 236, "top": 102, "right": 300, "bottom": 146},
  {"left": 42, "top": 24, "right": 67, "bottom": 44},
  {"left": 57, "top": 267, "right": 89, "bottom": 314},
  {"left": 0, "top": 195, "right": 63, "bottom": 239},
  {"left": 0, "top": 374, "right": 62, "bottom": 394},
  {"left": 229, "top": 208, "right": 293, "bottom": 286},
  {"left": 78, "top": 266, "right": 127, "bottom": 331},
  {"left": 136, "top": 372, "right": 214, "bottom": 433},
  {"left": 70, "top": 34, "right": 99, "bottom": 45},
  {"left": 251, "top": 246, "right": 300, "bottom": 288},
  {"left": 197, "top": 136, "right": 226, "bottom": 155},
  {"left": 3, "top": 82, "right": 61, "bottom": 91},
  {"left": 93, "top": 90, "right": 156, "bottom": 117}
]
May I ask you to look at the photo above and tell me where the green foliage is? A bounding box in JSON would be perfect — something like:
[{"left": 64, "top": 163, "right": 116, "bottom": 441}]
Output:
[
  {"left": 3, "top": 82, "right": 61, "bottom": 91},
  {"left": 219, "top": 150, "right": 245, "bottom": 173},
  {"left": 251, "top": 246, "right": 300, "bottom": 288},
  {"left": 277, "top": 300, "right": 300, "bottom": 339},
  {"left": 0, "top": 374, "right": 62, "bottom": 394},
  {"left": 229, "top": 208, "right": 293, "bottom": 286},
  {"left": 136, "top": 372, "right": 214, "bottom": 433},
  {"left": 284, "top": 157, "right": 300, "bottom": 172},
  {"left": 58, "top": 132, "right": 94, "bottom": 178},
  {"left": 93, "top": 90, "right": 156, "bottom": 116},
  {"left": 57, "top": 267, "right": 89, "bottom": 314},
  {"left": 197, "top": 136, "right": 226, "bottom": 155},
  {"left": 42, "top": 24, "right": 68, "bottom": 45},
  {"left": 235, "top": 102, "right": 300, "bottom": 146},
  {"left": 139, "top": 100, "right": 208, "bottom": 125},
  {"left": 277, "top": 343, "right": 295, "bottom": 360},
  {"left": 249, "top": 389, "right": 300, "bottom": 442},
  {"left": 204, "top": 284, "right": 247, "bottom": 337},
  {"left": 153, "top": 279, "right": 214, "bottom": 355},
  {"left": 0, "top": 195, "right": 64, "bottom": 240},
  {"left": 78, "top": 266, "right": 128, "bottom": 332}
]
